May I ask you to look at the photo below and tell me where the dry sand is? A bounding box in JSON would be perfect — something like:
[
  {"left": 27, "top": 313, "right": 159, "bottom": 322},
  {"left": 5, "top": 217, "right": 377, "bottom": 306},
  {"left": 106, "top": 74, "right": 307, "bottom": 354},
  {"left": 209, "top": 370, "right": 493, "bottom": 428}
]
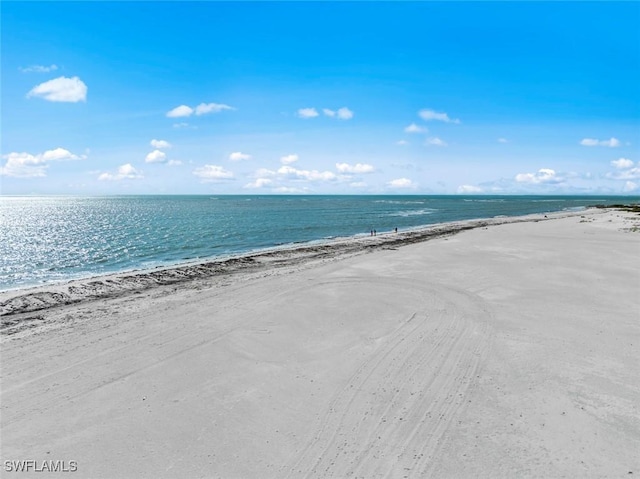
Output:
[{"left": 1, "top": 207, "right": 639, "bottom": 478}]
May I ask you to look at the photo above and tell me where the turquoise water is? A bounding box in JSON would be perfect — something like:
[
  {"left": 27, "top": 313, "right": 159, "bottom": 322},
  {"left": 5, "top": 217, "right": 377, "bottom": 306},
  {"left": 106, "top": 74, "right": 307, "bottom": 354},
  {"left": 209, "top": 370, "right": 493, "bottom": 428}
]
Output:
[{"left": 1, "top": 195, "right": 636, "bottom": 291}]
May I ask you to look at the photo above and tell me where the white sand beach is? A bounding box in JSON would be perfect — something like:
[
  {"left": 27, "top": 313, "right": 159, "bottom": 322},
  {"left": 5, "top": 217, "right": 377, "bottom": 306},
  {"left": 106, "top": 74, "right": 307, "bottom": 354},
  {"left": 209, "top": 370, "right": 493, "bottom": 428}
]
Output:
[{"left": 1, "top": 207, "right": 639, "bottom": 478}]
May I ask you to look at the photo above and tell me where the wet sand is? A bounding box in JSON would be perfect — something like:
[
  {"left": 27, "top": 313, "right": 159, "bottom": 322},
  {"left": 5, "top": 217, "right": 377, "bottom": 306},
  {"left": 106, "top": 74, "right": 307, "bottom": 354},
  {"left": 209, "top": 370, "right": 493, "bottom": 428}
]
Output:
[{"left": 1, "top": 207, "right": 639, "bottom": 478}]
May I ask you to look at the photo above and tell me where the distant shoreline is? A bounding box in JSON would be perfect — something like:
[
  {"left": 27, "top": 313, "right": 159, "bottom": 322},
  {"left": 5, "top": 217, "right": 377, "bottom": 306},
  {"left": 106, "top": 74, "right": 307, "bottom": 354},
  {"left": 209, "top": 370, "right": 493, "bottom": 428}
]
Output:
[
  {"left": 3, "top": 195, "right": 637, "bottom": 294},
  {"left": 0, "top": 206, "right": 618, "bottom": 320}
]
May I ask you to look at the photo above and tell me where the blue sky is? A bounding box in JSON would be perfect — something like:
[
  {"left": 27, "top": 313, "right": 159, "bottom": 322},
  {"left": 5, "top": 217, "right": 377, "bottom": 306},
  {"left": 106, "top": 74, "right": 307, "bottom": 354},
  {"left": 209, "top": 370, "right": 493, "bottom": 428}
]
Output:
[{"left": 1, "top": 1, "right": 639, "bottom": 195}]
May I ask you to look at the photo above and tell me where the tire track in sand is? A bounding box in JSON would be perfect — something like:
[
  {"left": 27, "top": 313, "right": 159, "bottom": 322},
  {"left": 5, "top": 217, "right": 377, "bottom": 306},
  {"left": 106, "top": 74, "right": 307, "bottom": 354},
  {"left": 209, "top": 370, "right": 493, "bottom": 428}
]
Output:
[{"left": 283, "top": 278, "right": 492, "bottom": 479}]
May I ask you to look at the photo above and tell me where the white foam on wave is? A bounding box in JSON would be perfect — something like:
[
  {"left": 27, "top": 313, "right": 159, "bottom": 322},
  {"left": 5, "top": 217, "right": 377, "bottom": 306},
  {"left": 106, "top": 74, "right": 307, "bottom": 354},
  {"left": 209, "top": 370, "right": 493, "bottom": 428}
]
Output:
[
  {"left": 374, "top": 200, "right": 426, "bottom": 205},
  {"left": 388, "top": 208, "right": 438, "bottom": 217}
]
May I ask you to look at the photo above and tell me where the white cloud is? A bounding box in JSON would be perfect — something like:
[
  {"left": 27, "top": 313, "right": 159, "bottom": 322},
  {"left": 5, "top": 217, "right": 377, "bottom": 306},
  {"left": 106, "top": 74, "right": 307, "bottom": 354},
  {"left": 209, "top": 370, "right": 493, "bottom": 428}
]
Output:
[
  {"left": 301, "top": 106, "right": 352, "bottom": 120},
  {"left": 167, "top": 105, "right": 193, "bottom": 118},
  {"left": 280, "top": 154, "right": 299, "bottom": 165},
  {"left": 580, "top": 137, "right": 621, "bottom": 147},
  {"left": 193, "top": 165, "right": 234, "bottom": 181},
  {"left": 515, "top": 168, "right": 563, "bottom": 184},
  {"left": 27, "top": 76, "right": 87, "bottom": 102},
  {"left": 98, "top": 163, "right": 143, "bottom": 181},
  {"left": 498, "top": 138, "right": 508, "bottom": 143},
  {"left": 1, "top": 148, "right": 83, "bottom": 178},
  {"left": 150, "top": 139, "right": 171, "bottom": 149},
  {"left": 1, "top": 152, "right": 46, "bottom": 178},
  {"left": 167, "top": 103, "right": 234, "bottom": 118},
  {"left": 405, "top": 123, "right": 427, "bottom": 134},
  {"left": 145, "top": 150, "right": 167, "bottom": 163},
  {"left": 426, "top": 137, "right": 447, "bottom": 147},
  {"left": 167, "top": 160, "right": 183, "bottom": 166},
  {"left": 388, "top": 178, "right": 415, "bottom": 189},
  {"left": 611, "top": 158, "right": 634, "bottom": 169},
  {"left": 457, "top": 184, "right": 484, "bottom": 194},
  {"left": 20, "top": 64, "right": 58, "bottom": 73},
  {"left": 397, "top": 140, "right": 409, "bottom": 146},
  {"left": 606, "top": 166, "right": 640, "bottom": 180},
  {"left": 321, "top": 107, "right": 353, "bottom": 120},
  {"left": 244, "top": 178, "right": 273, "bottom": 189},
  {"left": 254, "top": 167, "right": 277, "bottom": 178},
  {"left": 297, "top": 107, "right": 319, "bottom": 119},
  {"left": 335, "top": 162, "right": 375, "bottom": 174},
  {"left": 172, "top": 122, "right": 191, "bottom": 128},
  {"left": 41, "top": 147, "right": 81, "bottom": 161},
  {"left": 229, "top": 152, "right": 251, "bottom": 161},
  {"left": 195, "top": 102, "right": 234, "bottom": 115},
  {"left": 277, "top": 165, "right": 336, "bottom": 182},
  {"left": 336, "top": 107, "right": 354, "bottom": 120},
  {"left": 418, "top": 109, "right": 460, "bottom": 124},
  {"left": 623, "top": 181, "right": 638, "bottom": 192},
  {"left": 605, "top": 157, "right": 639, "bottom": 181}
]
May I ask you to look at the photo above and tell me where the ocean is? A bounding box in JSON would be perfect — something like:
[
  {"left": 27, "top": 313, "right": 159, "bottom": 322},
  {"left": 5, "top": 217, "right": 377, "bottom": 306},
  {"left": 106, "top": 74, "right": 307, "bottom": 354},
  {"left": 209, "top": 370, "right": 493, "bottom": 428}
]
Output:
[{"left": 1, "top": 195, "right": 636, "bottom": 291}]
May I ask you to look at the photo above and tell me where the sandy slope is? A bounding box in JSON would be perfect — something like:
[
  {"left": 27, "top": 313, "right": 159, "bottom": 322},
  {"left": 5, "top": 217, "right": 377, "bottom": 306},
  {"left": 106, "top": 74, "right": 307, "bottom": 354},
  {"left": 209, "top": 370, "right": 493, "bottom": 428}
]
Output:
[{"left": 1, "top": 208, "right": 639, "bottom": 478}]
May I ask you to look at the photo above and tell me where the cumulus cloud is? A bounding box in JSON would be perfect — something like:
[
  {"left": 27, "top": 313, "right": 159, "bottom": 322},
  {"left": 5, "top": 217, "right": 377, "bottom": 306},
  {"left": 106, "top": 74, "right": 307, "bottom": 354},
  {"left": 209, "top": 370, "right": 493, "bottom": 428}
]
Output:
[
  {"left": 167, "top": 103, "right": 233, "bottom": 118},
  {"left": 254, "top": 167, "right": 277, "bottom": 178},
  {"left": 150, "top": 139, "right": 171, "bottom": 149},
  {"left": 418, "top": 109, "right": 460, "bottom": 124},
  {"left": 515, "top": 168, "right": 563, "bottom": 184},
  {"left": 335, "top": 162, "right": 375, "bottom": 174},
  {"left": 195, "top": 103, "right": 234, "bottom": 115},
  {"left": 1, "top": 152, "right": 46, "bottom": 178},
  {"left": 229, "top": 152, "right": 251, "bottom": 161},
  {"left": 580, "top": 137, "right": 621, "bottom": 147},
  {"left": 98, "top": 163, "right": 143, "bottom": 181},
  {"left": 244, "top": 178, "right": 273, "bottom": 189},
  {"left": 611, "top": 158, "right": 634, "bottom": 169},
  {"left": 1, "top": 148, "right": 83, "bottom": 178},
  {"left": 277, "top": 165, "right": 336, "bottom": 182},
  {"left": 387, "top": 178, "right": 415, "bottom": 189},
  {"left": 166, "top": 105, "right": 193, "bottom": 118},
  {"left": 145, "top": 150, "right": 167, "bottom": 163},
  {"left": 192, "top": 165, "right": 234, "bottom": 181},
  {"left": 316, "top": 107, "right": 354, "bottom": 120},
  {"left": 20, "top": 64, "right": 58, "bottom": 73},
  {"left": 42, "top": 148, "right": 82, "bottom": 161},
  {"left": 27, "top": 76, "right": 87, "bottom": 102},
  {"left": 297, "top": 107, "right": 319, "bottom": 119},
  {"left": 606, "top": 166, "right": 640, "bottom": 180},
  {"left": 350, "top": 181, "right": 367, "bottom": 188},
  {"left": 322, "top": 107, "right": 354, "bottom": 120},
  {"left": 280, "top": 154, "right": 299, "bottom": 164},
  {"left": 405, "top": 123, "right": 427, "bottom": 134},
  {"left": 604, "top": 157, "right": 638, "bottom": 181},
  {"left": 167, "top": 160, "right": 183, "bottom": 166},
  {"left": 426, "top": 137, "right": 447, "bottom": 147},
  {"left": 336, "top": 107, "right": 354, "bottom": 120}
]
